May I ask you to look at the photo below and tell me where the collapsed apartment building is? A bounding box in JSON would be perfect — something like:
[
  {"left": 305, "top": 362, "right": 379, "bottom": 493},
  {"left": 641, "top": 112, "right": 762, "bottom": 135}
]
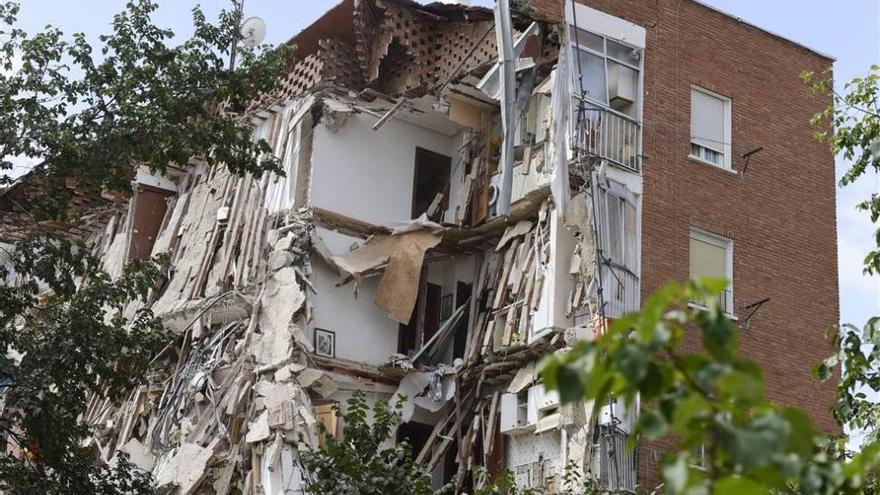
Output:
[{"left": 0, "top": 0, "right": 839, "bottom": 493}]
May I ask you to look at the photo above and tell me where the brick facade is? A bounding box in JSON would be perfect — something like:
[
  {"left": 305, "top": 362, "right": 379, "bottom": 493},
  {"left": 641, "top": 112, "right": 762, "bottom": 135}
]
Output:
[{"left": 527, "top": 0, "right": 839, "bottom": 488}]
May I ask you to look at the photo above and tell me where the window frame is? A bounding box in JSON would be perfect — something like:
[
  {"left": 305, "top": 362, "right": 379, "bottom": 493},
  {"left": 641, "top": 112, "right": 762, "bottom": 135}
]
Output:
[
  {"left": 689, "top": 86, "right": 733, "bottom": 170},
  {"left": 568, "top": 25, "right": 642, "bottom": 117},
  {"left": 411, "top": 147, "right": 452, "bottom": 220},
  {"left": 688, "top": 228, "right": 734, "bottom": 315},
  {"left": 599, "top": 181, "right": 639, "bottom": 274}
]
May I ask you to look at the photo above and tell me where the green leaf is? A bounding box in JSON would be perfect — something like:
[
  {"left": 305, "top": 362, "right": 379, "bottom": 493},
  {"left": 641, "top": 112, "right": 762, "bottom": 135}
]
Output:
[
  {"left": 717, "top": 413, "right": 790, "bottom": 469},
  {"left": 639, "top": 361, "right": 673, "bottom": 400},
  {"left": 615, "top": 342, "right": 649, "bottom": 384},
  {"left": 541, "top": 358, "right": 587, "bottom": 404},
  {"left": 638, "top": 408, "right": 668, "bottom": 439},
  {"left": 662, "top": 452, "right": 689, "bottom": 495},
  {"left": 699, "top": 309, "right": 737, "bottom": 362},
  {"left": 717, "top": 369, "right": 764, "bottom": 405},
  {"left": 671, "top": 394, "right": 710, "bottom": 435},
  {"left": 781, "top": 407, "right": 817, "bottom": 456},
  {"left": 714, "top": 476, "right": 765, "bottom": 495}
]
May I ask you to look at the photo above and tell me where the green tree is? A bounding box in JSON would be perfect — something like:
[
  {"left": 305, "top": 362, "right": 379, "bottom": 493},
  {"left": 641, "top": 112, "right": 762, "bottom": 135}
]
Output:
[
  {"left": 541, "top": 279, "right": 880, "bottom": 494},
  {"left": 803, "top": 66, "right": 880, "bottom": 446},
  {"left": 0, "top": 0, "right": 288, "bottom": 492},
  {"left": 302, "top": 394, "right": 602, "bottom": 495},
  {"left": 301, "top": 392, "right": 446, "bottom": 495},
  {"left": 538, "top": 67, "right": 880, "bottom": 495}
]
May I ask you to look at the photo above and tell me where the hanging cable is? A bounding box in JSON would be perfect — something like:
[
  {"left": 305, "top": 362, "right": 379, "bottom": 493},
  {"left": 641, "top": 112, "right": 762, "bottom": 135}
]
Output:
[{"left": 569, "top": 1, "right": 626, "bottom": 488}]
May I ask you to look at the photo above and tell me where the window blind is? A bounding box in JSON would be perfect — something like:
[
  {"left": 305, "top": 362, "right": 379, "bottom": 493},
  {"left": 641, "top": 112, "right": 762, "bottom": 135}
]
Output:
[
  {"left": 689, "top": 236, "right": 726, "bottom": 280},
  {"left": 690, "top": 89, "right": 726, "bottom": 152}
]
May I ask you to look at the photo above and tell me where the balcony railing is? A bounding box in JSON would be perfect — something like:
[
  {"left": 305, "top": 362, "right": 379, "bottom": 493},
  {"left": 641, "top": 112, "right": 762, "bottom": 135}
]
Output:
[
  {"left": 596, "top": 425, "right": 637, "bottom": 493},
  {"left": 601, "top": 264, "right": 640, "bottom": 318},
  {"left": 689, "top": 289, "right": 734, "bottom": 316},
  {"left": 572, "top": 100, "right": 641, "bottom": 173}
]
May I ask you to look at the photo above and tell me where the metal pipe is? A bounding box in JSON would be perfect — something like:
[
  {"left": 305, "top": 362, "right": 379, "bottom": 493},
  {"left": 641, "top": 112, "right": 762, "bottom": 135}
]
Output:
[{"left": 493, "top": 0, "right": 516, "bottom": 216}]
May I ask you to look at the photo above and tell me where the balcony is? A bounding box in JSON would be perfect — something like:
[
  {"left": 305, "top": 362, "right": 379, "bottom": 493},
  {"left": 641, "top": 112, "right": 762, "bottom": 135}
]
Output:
[
  {"left": 572, "top": 100, "right": 641, "bottom": 173},
  {"left": 601, "top": 263, "right": 640, "bottom": 318}
]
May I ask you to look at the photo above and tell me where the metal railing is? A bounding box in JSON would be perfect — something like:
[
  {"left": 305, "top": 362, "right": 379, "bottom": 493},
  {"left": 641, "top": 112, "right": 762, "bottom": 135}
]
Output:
[
  {"left": 602, "top": 264, "right": 640, "bottom": 318},
  {"left": 690, "top": 289, "right": 734, "bottom": 316},
  {"left": 572, "top": 99, "right": 641, "bottom": 173},
  {"left": 597, "top": 425, "right": 637, "bottom": 494}
]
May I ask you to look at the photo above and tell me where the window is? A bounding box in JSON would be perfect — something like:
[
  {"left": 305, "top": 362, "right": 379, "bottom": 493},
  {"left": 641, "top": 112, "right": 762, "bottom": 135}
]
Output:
[
  {"left": 690, "top": 87, "right": 732, "bottom": 169},
  {"left": 689, "top": 229, "right": 733, "bottom": 314},
  {"left": 597, "top": 182, "right": 640, "bottom": 317},
  {"left": 412, "top": 148, "right": 451, "bottom": 221},
  {"left": 599, "top": 182, "right": 638, "bottom": 272},
  {"left": 569, "top": 26, "right": 641, "bottom": 117},
  {"left": 690, "top": 443, "right": 707, "bottom": 470},
  {"left": 128, "top": 183, "right": 175, "bottom": 261}
]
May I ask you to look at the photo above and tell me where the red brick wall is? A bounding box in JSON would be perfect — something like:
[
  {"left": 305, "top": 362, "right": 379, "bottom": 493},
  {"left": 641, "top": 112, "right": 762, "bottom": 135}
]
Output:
[{"left": 526, "top": 0, "right": 839, "bottom": 489}]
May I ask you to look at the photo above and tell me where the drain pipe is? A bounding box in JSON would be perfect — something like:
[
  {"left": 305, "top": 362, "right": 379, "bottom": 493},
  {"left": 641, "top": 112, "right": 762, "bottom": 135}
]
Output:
[{"left": 493, "top": 0, "right": 516, "bottom": 216}]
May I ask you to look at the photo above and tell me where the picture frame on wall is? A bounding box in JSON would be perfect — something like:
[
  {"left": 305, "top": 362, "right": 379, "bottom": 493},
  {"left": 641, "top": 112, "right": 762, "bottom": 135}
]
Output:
[
  {"left": 314, "top": 328, "right": 335, "bottom": 358},
  {"left": 440, "top": 294, "right": 454, "bottom": 322}
]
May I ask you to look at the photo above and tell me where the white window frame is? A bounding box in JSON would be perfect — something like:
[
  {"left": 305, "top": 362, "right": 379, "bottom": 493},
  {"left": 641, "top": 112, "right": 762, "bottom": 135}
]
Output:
[
  {"left": 600, "top": 183, "right": 639, "bottom": 274},
  {"left": 689, "top": 86, "right": 733, "bottom": 170},
  {"left": 568, "top": 26, "right": 642, "bottom": 111},
  {"left": 688, "top": 228, "right": 734, "bottom": 315}
]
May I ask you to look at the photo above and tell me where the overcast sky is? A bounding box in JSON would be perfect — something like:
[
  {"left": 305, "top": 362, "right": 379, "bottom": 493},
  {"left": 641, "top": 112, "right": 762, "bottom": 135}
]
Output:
[{"left": 12, "top": 1, "right": 879, "bottom": 338}]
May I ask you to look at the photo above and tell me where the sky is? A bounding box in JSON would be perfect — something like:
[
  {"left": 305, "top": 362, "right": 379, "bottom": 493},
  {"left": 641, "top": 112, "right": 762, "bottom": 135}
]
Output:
[{"left": 12, "top": 2, "right": 880, "bottom": 352}]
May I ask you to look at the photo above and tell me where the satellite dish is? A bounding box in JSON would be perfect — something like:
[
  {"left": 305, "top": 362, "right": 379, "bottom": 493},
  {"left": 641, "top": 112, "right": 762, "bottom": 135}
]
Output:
[{"left": 240, "top": 16, "right": 267, "bottom": 47}]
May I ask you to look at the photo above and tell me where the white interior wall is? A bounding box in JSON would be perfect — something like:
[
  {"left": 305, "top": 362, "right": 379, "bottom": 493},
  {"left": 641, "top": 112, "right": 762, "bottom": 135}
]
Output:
[
  {"left": 310, "top": 253, "right": 400, "bottom": 367},
  {"left": 310, "top": 112, "right": 456, "bottom": 226},
  {"left": 425, "top": 256, "right": 476, "bottom": 297},
  {"left": 308, "top": 113, "right": 458, "bottom": 367}
]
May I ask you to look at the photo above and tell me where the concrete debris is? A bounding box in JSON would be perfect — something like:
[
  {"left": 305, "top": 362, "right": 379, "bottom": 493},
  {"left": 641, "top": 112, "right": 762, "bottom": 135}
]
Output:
[
  {"left": 246, "top": 410, "right": 271, "bottom": 444},
  {"left": 413, "top": 371, "right": 456, "bottom": 413},
  {"left": 113, "top": 438, "right": 154, "bottom": 472},
  {"left": 259, "top": 267, "right": 305, "bottom": 338},
  {"left": 153, "top": 440, "right": 217, "bottom": 495},
  {"left": 295, "top": 367, "right": 323, "bottom": 388},
  {"left": 254, "top": 380, "right": 299, "bottom": 410},
  {"left": 54, "top": 0, "right": 627, "bottom": 492},
  {"left": 250, "top": 324, "right": 293, "bottom": 370},
  {"left": 507, "top": 361, "right": 537, "bottom": 394},
  {"left": 496, "top": 220, "right": 533, "bottom": 251}
]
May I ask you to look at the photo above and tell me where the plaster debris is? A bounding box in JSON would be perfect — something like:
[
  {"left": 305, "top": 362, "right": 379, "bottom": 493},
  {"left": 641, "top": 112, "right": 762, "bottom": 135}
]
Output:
[
  {"left": 113, "top": 438, "right": 154, "bottom": 472},
  {"left": 246, "top": 410, "right": 271, "bottom": 444},
  {"left": 153, "top": 440, "right": 217, "bottom": 495},
  {"left": 37, "top": 0, "right": 633, "bottom": 491},
  {"left": 259, "top": 267, "right": 305, "bottom": 337}
]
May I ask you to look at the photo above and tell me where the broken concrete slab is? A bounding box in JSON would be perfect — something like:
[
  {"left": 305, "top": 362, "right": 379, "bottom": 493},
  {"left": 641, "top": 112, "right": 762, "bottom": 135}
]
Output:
[
  {"left": 112, "top": 438, "right": 154, "bottom": 472},
  {"left": 496, "top": 220, "right": 533, "bottom": 252},
  {"left": 253, "top": 380, "right": 299, "bottom": 411},
  {"left": 295, "top": 368, "right": 322, "bottom": 389},
  {"left": 268, "top": 401, "right": 296, "bottom": 431},
  {"left": 507, "top": 361, "right": 536, "bottom": 394},
  {"left": 259, "top": 267, "right": 306, "bottom": 333},
  {"left": 245, "top": 410, "right": 271, "bottom": 444},
  {"left": 153, "top": 440, "right": 217, "bottom": 495}
]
